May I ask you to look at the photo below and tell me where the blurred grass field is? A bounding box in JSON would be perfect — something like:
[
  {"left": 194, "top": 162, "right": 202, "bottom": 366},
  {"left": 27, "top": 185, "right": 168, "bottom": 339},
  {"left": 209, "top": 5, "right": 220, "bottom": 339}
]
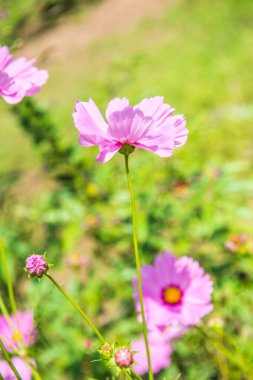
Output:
[{"left": 1, "top": 0, "right": 253, "bottom": 379}]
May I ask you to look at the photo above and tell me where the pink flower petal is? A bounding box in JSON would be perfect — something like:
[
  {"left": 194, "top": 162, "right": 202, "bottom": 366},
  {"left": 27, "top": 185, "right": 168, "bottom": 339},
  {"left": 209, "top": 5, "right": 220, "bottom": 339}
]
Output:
[
  {"left": 105, "top": 97, "right": 130, "bottom": 121},
  {"left": 134, "top": 96, "right": 174, "bottom": 121},
  {"left": 96, "top": 143, "right": 121, "bottom": 163},
  {"left": 73, "top": 100, "right": 108, "bottom": 145},
  {"left": 107, "top": 106, "right": 134, "bottom": 141}
]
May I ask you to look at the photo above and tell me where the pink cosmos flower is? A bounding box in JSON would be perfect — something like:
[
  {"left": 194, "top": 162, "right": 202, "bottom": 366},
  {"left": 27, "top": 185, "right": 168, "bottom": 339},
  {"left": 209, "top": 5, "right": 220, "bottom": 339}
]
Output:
[
  {"left": 131, "top": 328, "right": 173, "bottom": 375},
  {"left": 0, "top": 311, "right": 37, "bottom": 352},
  {"left": 0, "top": 357, "right": 32, "bottom": 380},
  {"left": 73, "top": 97, "right": 188, "bottom": 163},
  {"left": 0, "top": 45, "right": 48, "bottom": 104},
  {"left": 134, "top": 252, "right": 213, "bottom": 327}
]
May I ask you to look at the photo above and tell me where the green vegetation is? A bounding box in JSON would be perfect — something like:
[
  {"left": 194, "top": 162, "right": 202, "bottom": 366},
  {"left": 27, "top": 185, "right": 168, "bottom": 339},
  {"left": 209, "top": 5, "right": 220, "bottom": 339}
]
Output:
[{"left": 1, "top": 0, "right": 253, "bottom": 379}]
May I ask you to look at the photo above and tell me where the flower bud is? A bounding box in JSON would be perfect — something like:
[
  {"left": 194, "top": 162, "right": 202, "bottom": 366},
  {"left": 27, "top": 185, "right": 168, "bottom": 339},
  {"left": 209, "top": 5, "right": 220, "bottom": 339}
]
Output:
[
  {"left": 25, "top": 254, "right": 48, "bottom": 278},
  {"left": 100, "top": 343, "right": 113, "bottom": 357},
  {"left": 114, "top": 347, "right": 133, "bottom": 368}
]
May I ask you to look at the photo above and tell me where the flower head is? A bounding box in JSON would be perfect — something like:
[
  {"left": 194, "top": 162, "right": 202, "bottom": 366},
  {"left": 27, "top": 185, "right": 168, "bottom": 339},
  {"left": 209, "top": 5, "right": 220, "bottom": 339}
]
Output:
[
  {"left": 0, "top": 45, "right": 48, "bottom": 104},
  {"left": 131, "top": 329, "right": 173, "bottom": 375},
  {"left": 0, "top": 357, "right": 32, "bottom": 380},
  {"left": 134, "top": 252, "right": 213, "bottom": 327},
  {"left": 0, "top": 311, "right": 37, "bottom": 352},
  {"left": 25, "top": 254, "right": 48, "bottom": 278},
  {"left": 114, "top": 347, "right": 133, "bottom": 368},
  {"left": 73, "top": 97, "right": 188, "bottom": 163}
]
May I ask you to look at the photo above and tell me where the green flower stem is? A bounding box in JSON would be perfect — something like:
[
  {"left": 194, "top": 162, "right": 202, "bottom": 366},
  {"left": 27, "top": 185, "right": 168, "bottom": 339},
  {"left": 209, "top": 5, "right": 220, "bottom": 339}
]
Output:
[
  {"left": 123, "top": 369, "right": 133, "bottom": 380},
  {"left": 0, "top": 338, "right": 22, "bottom": 380},
  {"left": 0, "top": 373, "right": 4, "bottom": 380},
  {"left": 0, "top": 239, "right": 17, "bottom": 317},
  {"left": 26, "top": 359, "right": 42, "bottom": 380},
  {"left": 0, "top": 295, "right": 15, "bottom": 331},
  {"left": 124, "top": 155, "right": 153, "bottom": 380},
  {"left": 0, "top": 240, "right": 23, "bottom": 346},
  {"left": 46, "top": 274, "right": 106, "bottom": 344},
  {"left": 130, "top": 369, "right": 143, "bottom": 380}
]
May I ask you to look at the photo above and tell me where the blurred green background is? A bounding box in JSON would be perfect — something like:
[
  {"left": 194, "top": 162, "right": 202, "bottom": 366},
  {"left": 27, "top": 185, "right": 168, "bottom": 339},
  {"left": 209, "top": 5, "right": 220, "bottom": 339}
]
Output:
[{"left": 1, "top": 0, "right": 253, "bottom": 379}]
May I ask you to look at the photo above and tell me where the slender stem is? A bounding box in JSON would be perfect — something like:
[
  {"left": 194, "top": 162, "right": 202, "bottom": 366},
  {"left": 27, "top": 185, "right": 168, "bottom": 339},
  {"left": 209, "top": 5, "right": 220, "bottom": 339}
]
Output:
[
  {"left": 26, "top": 359, "right": 42, "bottom": 380},
  {"left": 0, "top": 240, "right": 24, "bottom": 348},
  {"left": 130, "top": 369, "right": 143, "bottom": 380},
  {"left": 0, "top": 373, "right": 4, "bottom": 380},
  {"left": 124, "top": 155, "right": 153, "bottom": 380},
  {"left": 0, "top": 239, "right": 17, "bottom": 317},
  {"left": 123, "top": 369, "right": 133, "bottom": 380},
  {"left": 0, "top": 296, "right": 15, "bottom": 331},
  {"left": 46, "top": 274, "right": 106, "bottom": 344},
  {"left": 0, "top": 338, "right": 22, "bottom": 380}
]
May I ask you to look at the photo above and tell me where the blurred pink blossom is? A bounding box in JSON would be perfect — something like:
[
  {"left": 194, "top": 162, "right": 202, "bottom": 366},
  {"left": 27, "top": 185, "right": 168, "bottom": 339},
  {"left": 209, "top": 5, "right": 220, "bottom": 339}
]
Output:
[
  {"left": 0, "top": 357, "right": 32, "bottom": 380},
  {"left": 73, "top": 97, "right": 188, "bottom": 163},
  {"left": 131, "top": 328, "right": 173, "bottom": 375},
  {"left": 134, "top": 252, "right": 213, "bottom": 327},
  {"left": 0, "top": 45, "right": 48, "bottom": 104},
  {"left": 0, "top": 311, "right": 37, "bottom": 352}
]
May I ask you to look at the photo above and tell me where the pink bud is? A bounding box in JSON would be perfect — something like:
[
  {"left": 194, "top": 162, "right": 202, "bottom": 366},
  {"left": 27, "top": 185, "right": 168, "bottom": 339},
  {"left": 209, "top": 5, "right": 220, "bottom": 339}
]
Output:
[
  {"left": 25, "top": 254, "right": 48, "bottom": 278},
  {"left": 114, "top": 347, "right": 133, "bottom": 368}
]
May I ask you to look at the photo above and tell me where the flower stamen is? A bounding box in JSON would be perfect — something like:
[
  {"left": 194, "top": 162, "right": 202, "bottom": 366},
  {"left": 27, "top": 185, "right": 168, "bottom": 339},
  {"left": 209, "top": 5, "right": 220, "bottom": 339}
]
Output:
[{"left": 162, "top": 286, "right": 182, "bottom": 305}]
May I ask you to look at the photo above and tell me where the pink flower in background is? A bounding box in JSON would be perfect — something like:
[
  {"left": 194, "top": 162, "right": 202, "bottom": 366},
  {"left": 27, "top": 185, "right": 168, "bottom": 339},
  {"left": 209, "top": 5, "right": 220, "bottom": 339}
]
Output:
[
  {"left": 0, "top": 311, "right": 37, "bottom": 352},
  {"left": 73, "top": 97, "right": 188, "bottom": 163},
  {"left": 131, "top": 328, "right": 173, "bottom": 375},
  {"left": 134, "top": 252, "right": 213, "bottom": 327},
  {"left": 0, "top": 357, "right": 32, "bottom": 380},
  {"left": 0, "top": 45, "right": 48, "bottom": 104}
]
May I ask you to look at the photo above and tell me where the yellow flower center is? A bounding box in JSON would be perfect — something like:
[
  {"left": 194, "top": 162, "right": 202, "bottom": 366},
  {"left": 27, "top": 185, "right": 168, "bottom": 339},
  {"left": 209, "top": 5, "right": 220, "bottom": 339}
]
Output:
[
  {"left": 12, "top": 331, "right": 23, "bottom": 343},
  {"left": 163, "top": 286, "right": 182, "bottom": 304}
]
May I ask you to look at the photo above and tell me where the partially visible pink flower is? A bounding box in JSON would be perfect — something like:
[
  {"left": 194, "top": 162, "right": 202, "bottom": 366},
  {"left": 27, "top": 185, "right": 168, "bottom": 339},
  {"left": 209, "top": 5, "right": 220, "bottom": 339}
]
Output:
[
  {"left": 131, "top": 329, "right": 173, "bottom": 375},
  {"left": 0, "top": 311, "right": 37, "bottom": 352},
  {"left": 0, "top": 45, "right": 48, "bottom": 104},
  {"left": 0, "top": 357, "right": 32, "bottom": 380},
  {"left": 73, "top": 97, "right": 188, "bottom": 163},
  {"left": 134, "top": 252, "right": 213, "bottom": 327},
  {"left": 114, "top": 347, "right": 133, "bottom": 368},
  {"left": 25, "top": 254, "right": 48, "bottom": 278}
]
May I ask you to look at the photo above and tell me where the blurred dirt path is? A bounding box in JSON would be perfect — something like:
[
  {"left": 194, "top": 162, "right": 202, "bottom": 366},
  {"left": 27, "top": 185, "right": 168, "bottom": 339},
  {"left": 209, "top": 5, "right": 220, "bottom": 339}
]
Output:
[{"left": 20, "top": 0, "right": 171, "bottom": 62}]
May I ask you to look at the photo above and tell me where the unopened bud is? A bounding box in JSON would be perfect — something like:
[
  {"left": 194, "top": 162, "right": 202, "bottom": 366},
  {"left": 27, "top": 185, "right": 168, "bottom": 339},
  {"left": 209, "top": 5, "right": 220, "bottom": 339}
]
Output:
[
  {"left": 101, "top": 343, "right": 113, "bottom": 357},
  {"left": 25, "top": 254, "right": 48, "bottom": 278},
  {"left": 114, "top": 347, "right": 133, "bottom": 368}
]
